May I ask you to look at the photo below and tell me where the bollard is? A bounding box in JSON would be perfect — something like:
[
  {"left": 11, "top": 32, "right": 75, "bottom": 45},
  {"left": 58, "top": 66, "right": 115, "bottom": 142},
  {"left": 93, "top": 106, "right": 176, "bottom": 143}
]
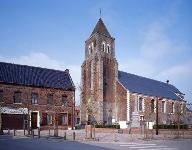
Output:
[
  {"left": 8, "top": 129, "right": 10, "bottom": 135},
  {"left": 38, "top": 128, "right": 40, "bottom": 138},
  {"left": 31, "top": 130, "right": 34, "bottom": 138},
  {"left": 64, "top": 132, "right": 66, "bottom": 140},
  {"left": 13, "top": 129, "right": 16, "bottom": 136},
  {"left": 73, "top": 132, "right": 75, "bottom": 141},
  {"left": 49, "top": 128, "right": 50, "bottom": 137}
]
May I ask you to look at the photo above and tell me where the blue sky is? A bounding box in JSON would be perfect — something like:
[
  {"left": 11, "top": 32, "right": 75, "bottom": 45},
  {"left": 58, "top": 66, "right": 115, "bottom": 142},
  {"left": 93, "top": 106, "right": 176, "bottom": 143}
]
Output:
[{"left": 0, "top": 0, "right": 192, "bottom": 104}]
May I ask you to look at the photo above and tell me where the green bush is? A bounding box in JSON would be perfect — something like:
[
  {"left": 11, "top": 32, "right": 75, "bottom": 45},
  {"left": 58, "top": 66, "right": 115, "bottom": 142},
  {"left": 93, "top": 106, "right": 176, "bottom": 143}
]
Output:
[
  {"left": 95, "top": 124, "right": 120, "bottom": 129},
  {"left": 75, "top": 124, "right": 81, "bottom": 130},
  {"left": 153, "top": 124, "right": 188, "bottom": 129}
]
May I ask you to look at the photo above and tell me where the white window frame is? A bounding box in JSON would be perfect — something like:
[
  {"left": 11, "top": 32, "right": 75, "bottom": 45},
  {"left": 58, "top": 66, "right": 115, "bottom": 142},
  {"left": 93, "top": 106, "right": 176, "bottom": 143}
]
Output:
[
  {"left": 91, "top": 42, "right": 94, "bottom": 51},
  {"left": 161, "top": 99, "right": 166, "bottom": 113},
  {"left": 102, "top": 42, "right": 106, "bottom": 52},
  {"left": 171, "top": 102, "right": 175, "bottom": 113},
  {"left": 138, "top": 96, "right": 143, "bottom": 112},
  {"left": 88, "top": 46, "right": 91, "bottom": 55},
  {"left": 107, "top": 44, "right": 110, "bottom": 53},
  {"left": 151, "top": 99, "right": 155, "bottom": 113}
]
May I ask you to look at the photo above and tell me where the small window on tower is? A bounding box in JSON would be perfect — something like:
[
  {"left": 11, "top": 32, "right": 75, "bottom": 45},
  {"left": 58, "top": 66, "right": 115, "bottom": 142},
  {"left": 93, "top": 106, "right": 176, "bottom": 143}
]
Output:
[
  {"left": 88, "top": 46, "right": 91, "bottom": 55},
  {"left": 91, "top": 42, "right": 94, "bottom": 51},
  {"left": 102, "top": 42, "right": 106, "bottom": 52},
  {"left": 107, "top": 44, "right": 110, "bottom": 53}
]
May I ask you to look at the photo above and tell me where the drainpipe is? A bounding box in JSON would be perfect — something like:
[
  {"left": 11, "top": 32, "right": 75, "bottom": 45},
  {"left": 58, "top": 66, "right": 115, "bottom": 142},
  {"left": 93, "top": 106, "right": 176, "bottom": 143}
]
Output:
[{"left": 156, "top": 97, "right": 159, "bottom": 135}]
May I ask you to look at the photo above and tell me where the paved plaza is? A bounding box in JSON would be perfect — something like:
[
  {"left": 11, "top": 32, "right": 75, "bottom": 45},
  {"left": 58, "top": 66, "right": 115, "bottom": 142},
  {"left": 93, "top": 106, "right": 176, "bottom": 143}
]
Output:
[
  {"left": 0, "top": 129, "right": 192, "bottom": 150},
  {"left": 0, "top": 134, "right": 192, "bottom": 150}
]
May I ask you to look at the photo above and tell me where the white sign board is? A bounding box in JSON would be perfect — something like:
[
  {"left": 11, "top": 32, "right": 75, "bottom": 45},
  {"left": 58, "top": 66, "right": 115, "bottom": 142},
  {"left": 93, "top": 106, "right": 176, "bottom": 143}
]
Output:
[
  {"left": 1, "top": 107, "right": 28, "bottom": 114},
  {"left": 119, "top": 121, "right": 127, "bottom": 129}
]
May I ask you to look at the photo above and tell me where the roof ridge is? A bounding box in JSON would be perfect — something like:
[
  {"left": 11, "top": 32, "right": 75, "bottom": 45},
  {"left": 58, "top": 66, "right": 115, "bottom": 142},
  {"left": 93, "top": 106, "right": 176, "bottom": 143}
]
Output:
[
  {"left": 0, "top": 61, "right": 68, "bottom": 74},
  {"left": 118, "top": 70, "right": 176, "bottom": 87}
]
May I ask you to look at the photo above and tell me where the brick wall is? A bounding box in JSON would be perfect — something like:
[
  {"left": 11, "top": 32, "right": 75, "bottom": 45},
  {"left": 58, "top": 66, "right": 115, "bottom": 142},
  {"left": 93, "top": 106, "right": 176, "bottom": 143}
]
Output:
[
  {"left": 0, "top": 83, "right": 74, "bottom": 128},
  {"left": 128, "top": 93, "right": 185, "bottom": 124},
  {"left": 116, "top": 81, "right": 127, "bottom": 121}
]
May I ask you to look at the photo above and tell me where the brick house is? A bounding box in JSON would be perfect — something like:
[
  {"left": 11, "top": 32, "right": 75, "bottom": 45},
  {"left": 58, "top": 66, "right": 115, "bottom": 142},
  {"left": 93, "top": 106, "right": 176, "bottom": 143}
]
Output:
[
  {"left": 0, "top": 62, "right": 75, "bottom": 130},
  {"left": 80, "top": 18, "right": 186, "bottom": 128}
]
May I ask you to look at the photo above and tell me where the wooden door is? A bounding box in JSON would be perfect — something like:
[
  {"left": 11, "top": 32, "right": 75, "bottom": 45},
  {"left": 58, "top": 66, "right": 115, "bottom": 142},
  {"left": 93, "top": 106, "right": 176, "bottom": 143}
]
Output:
[{"left": 31, "top": 112, "right": 37, "bottom": 129}]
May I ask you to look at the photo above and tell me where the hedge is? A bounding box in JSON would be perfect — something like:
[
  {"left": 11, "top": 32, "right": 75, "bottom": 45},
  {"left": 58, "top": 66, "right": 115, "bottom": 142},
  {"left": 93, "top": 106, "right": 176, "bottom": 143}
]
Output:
[
  {"left": 153, "top": 124, "right": 188, "bottom": 129},
  {"left": 95, "top": 124, "right": 120, "bottom": 129}
]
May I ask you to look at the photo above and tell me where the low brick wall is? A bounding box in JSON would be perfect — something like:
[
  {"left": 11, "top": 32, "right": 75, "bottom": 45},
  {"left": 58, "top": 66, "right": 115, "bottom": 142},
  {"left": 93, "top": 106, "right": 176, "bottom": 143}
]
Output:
[
  {"left": 95, "top": 128, "right": 117, "bottom": 133},
  {"left": 93, "top": 128, "right": 192, "bottom": 138}
]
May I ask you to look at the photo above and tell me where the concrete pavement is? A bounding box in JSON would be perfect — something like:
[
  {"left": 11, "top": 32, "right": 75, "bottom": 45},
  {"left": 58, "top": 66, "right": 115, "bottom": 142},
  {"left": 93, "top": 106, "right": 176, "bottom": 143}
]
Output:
[{"left": 1, "top": 134, "right": 192, "bottom": 150}]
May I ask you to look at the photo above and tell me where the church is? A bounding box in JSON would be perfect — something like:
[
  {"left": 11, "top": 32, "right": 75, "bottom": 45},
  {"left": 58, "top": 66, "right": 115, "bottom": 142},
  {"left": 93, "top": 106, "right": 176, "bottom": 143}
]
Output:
[{"left": 80, "top": 18, "right": 186, "bottom": 128}]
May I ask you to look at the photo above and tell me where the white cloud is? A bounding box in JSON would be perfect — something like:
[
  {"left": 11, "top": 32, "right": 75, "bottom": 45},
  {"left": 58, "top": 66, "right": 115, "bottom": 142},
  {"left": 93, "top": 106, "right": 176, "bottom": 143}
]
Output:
[
  {"left": 0, "top": 52, "right": 81, "bottom": 104},
  {"left": 159, "top": 61, "right": 192, "bottom": 81},
  {"left": 119, "top": 19, "right": 192, "bottom": 102}
]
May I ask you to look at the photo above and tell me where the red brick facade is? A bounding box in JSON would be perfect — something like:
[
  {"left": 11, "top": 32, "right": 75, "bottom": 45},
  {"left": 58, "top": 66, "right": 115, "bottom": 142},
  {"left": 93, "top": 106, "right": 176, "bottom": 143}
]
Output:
[
  {"left": 116, "top": 89, "right": 186, "bottom": 125},
  {"left": 0, "top": 83, "right": 75, "bottom": 129},
  {"left": 80, "top": 18, "right": 186, "bottom": 128}
]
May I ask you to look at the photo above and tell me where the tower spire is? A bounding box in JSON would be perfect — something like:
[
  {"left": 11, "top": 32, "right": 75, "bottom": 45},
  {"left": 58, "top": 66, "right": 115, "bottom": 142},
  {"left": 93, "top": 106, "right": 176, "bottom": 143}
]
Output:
[{"left": 100, "top": 8, "right": 101, "bottom": 18}]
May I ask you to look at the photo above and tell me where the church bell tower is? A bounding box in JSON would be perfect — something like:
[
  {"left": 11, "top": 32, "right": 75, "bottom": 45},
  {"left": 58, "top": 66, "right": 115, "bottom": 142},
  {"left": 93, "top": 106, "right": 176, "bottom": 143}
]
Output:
[{"left": 81, "top": 18, "right": 118, "bottom": 124}]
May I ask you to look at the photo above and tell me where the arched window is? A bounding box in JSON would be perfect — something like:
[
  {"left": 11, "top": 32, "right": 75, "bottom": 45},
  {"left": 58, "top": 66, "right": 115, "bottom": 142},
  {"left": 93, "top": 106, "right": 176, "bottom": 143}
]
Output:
[
  {"left": 91, "top": 42, "right": 94, "bottom": 52},
  {"left": 171, "top": 102, "right": 175, "bottom": 113},
  {"left": 138, "top": 97, "right": 143, "bottom": 112},
  {"left": 102, "top": 42, "right": 106, "bottom": 52},
  {"left": 151, "top": 99, "right": 155, "bottom": 113},
  {"left": 107, "top": 44, "right": 110, "bottom": 53},
  {"left": 88, "top": 46, "right": 91, "bottom": 55},
  {"left": 161, "top": 100, "right": 166, "bottom": 113}
]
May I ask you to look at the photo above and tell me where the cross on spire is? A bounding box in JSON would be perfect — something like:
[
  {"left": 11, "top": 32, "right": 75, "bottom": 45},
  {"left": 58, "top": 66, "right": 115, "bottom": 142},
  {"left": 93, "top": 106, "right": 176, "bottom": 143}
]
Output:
[{"left": 100, "top": 8, "right": 101, "bottom": 18}]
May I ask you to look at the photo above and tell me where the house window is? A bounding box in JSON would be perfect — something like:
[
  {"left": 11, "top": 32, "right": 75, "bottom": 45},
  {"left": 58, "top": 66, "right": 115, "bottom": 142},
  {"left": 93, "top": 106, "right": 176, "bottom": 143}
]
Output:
[
  {"left": 171, "top": 102, "right": 175, "bottom": 113},
  {"left": 47, "top": 114, "right": 52, "bottom": 125},
  {"left": 62, "top": 95, "right": 67, "bottom": 106},
  {"left": 107, "top": 44, "right": 110, "bottom": 53},
  {"left": 102, "top": 42, "right": 106, "bottom": 52},
  {"left": 14, "top": 91, "right": 22, "bottom": 103},
  {"left": 151, "top": 99, "right": 155, "bottom": 113},
  {"left": 138, "top": 97, "right": 143, "bottom": 112},
  {"left": 0, "top": 90, "right": 3, "bottom": 102},
  {"left": 162, "top": 100, "right": 166, "bottom": 113},
  {"left": 31, "top": 93, "right": 38, "bottom": 104},
  {"left": 60, "top": 113, "right": 67, "bottom": 125},
  {"left": 47, "top": 94, "right": 53, "bottom": 105},
  {"left": 76, "top": 118, "right": 80, "bottom": 124}
]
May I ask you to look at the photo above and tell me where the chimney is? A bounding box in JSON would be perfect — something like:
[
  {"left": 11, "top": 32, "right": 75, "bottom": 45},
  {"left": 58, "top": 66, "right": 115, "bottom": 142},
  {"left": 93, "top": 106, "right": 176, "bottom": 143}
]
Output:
[
  {"left": 166, "top": 80, "right": 169, "bottom": 84},
  {"left": 65, "top": 69, "right": 69, "bottom": 73}
]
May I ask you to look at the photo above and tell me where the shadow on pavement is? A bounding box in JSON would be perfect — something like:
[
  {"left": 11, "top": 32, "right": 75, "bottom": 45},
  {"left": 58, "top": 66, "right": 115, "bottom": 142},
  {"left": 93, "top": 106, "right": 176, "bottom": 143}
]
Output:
[{"left": 0, "top": 135, "right": 115, "bottom": 150}]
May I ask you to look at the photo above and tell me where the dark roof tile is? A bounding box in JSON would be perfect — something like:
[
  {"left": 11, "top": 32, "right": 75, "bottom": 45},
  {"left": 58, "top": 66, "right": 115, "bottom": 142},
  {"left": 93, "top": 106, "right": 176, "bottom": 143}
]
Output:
[
  {"left": 0, "top": 62, "right": 75, "bottom": 91},
  {"left": 118, "top": 71, "right": 182, "bottom": 100},
  {"left": 90, "top": 18, "right": 112, "bottom": 38}
]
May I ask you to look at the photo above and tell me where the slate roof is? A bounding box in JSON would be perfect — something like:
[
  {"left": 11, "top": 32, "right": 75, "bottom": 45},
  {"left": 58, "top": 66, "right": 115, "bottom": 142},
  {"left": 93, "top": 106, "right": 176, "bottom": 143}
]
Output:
[
  {"left": 0, "top": 62, "right": 75, "bottom": 91},
  {"left": 90, "top": 18, "right": 112, "bottom": 38},
  {"left": 118, "top": 71, "right": 182, "bottom": 100}
]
